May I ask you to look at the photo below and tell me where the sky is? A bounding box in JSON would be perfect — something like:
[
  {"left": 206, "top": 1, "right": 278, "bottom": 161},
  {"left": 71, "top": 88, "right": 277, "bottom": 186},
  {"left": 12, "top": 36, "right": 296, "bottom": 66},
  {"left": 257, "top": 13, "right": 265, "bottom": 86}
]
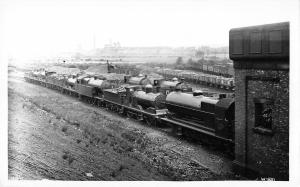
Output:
[
  {"left": 1, "top": 0, "right": 300, "bottom": 184},
  {"left": 0, "top": 0, "right": 298, "bottom": 59}
]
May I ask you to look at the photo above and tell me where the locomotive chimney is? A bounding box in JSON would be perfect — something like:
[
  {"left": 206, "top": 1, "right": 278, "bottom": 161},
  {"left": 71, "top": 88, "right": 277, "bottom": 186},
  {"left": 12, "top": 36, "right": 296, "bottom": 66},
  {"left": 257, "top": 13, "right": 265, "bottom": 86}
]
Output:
[{"left": 180, "top": 78, "right": 185, "bottom": 83}]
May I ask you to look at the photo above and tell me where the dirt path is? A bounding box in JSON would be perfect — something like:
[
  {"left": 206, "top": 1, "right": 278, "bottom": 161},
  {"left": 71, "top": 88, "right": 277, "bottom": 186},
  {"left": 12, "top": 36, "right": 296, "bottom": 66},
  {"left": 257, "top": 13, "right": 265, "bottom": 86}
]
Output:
[{"left": 8, "top": 74, "right": 240, "bottom": 180}]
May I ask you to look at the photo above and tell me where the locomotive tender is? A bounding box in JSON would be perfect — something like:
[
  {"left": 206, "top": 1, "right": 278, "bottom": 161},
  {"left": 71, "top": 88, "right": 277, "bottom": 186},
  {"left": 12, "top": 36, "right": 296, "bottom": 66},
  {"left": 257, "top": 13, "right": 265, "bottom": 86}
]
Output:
[{"left": 154, "top": 77, "right": 193, "bottom": 95}]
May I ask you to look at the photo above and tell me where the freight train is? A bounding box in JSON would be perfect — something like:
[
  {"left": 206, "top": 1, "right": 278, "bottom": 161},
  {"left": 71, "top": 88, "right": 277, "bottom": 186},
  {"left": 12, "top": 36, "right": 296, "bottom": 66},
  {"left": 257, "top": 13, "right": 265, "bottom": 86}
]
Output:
[
  {"left": 109, "top": 63, "right": 235, "bottom": 91},
  {"left": 24, "top": 70, "right": 235, "bottom": 147},
  {"left": 154, "top": 68, "right": 235, "bottom": 90},
  {"left": 186, "top": 62, "right": 234, "bottom": 77}
]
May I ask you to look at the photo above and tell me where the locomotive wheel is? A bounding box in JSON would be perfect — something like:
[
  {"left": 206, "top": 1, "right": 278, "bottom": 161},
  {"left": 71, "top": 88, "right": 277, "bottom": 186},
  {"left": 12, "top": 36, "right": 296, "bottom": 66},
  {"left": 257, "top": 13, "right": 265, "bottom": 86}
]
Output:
[
  {"left": 107, "top": 104, "right": 111, "bottom": 110},
  {"left": 136, "top": 105, "right": 143, "bottom": 121},
  {"left": 113, "top": 105, "right": 118, "bottom": 112},
  {"left": 116, "top": 106, "right": 122, "bottom": 113},
  {"left": 126, "top": 111, "right": 133, "bottom": 118},
  {"left": 172, "top": 125, "right": 183, "bottom": 136},
  {"left": 119, "top": 107, "right": 124, "bottom": 115},
  {"left": 145, "top": 116, "right": 156, "bottom": 126},
  {"left": 91, "top": 99, "right": 96, "bottom": 105}
]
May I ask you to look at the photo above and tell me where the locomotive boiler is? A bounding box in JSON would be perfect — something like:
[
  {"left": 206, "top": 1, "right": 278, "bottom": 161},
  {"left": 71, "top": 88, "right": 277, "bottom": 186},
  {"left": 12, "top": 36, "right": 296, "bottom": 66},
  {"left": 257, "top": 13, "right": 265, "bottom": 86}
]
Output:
[{"left": 132, "top": 85, "right": 166, "bottom": 110}]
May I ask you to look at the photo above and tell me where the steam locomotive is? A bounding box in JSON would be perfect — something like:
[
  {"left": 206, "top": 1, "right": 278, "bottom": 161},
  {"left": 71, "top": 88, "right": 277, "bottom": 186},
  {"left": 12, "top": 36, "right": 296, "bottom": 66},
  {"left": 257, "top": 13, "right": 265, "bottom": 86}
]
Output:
[{"left": 25, "top": 70, "right": 235, "bottom": 146}]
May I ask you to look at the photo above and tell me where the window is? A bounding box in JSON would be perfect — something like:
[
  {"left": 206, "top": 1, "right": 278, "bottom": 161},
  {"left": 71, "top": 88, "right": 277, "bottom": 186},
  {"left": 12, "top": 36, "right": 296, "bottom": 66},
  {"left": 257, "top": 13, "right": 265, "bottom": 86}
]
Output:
[
  {"left": 255, "top": 103, "right": 272, "bottom": 129},
  {"left": 253, "top": 98, "right": 274, "bottom": 135}
]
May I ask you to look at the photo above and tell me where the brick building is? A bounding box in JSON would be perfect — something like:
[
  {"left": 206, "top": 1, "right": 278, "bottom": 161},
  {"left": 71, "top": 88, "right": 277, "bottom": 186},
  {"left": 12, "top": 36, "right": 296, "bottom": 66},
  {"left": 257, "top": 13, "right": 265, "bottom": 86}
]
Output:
[{"left": 229, "top": 22, "right": 289, "bottom": 180}]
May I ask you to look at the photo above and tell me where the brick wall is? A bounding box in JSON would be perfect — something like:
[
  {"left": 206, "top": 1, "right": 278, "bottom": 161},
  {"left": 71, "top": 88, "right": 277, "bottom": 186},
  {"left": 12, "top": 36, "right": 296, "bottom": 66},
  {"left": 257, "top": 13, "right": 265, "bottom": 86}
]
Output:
[{"left": 234, "top": 68, "right": 289, "bottom": 180}]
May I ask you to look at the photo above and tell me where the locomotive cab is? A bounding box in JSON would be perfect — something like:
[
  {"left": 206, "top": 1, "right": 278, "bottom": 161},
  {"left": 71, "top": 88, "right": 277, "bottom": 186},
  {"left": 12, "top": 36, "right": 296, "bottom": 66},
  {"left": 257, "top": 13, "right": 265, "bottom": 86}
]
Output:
[
  {"left": 157, "top": 77, "right": 192, "bottom": 94},
  {"left": 214, "top": 98, "right": 235, "bottom": 140}
]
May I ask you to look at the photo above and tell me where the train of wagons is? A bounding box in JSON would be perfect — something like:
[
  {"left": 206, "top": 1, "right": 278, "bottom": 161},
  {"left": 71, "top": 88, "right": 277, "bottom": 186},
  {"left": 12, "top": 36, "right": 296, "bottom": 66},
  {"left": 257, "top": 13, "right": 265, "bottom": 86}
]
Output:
[
  {"left": 153, "top": 68, "right": 235, "bottom": 90},
  {"left": 24, "top": 69, "right": 235, "bottom": 147},
  {"left": 108, "top": 61, "right": 234, "bottom": 91},
  {"left": 112, "top": 66, "right": 235, "bottom": 91},
  {"left": 184, "top": 62, "right": 234, "bottom": 78}
]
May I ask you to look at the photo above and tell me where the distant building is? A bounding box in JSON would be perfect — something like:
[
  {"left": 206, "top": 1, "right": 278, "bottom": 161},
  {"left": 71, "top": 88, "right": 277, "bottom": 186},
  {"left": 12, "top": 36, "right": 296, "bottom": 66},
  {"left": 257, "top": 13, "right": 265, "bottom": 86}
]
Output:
[{"left": 96, "top": 46, "right": 197, "bottom": 58}]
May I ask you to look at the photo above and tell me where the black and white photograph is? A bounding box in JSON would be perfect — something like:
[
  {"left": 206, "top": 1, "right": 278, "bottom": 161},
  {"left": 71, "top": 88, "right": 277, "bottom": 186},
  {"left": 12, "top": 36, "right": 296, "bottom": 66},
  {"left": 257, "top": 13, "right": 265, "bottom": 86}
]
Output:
[{"left": 1, "top": 0, "right": 300, "bottom": 185}]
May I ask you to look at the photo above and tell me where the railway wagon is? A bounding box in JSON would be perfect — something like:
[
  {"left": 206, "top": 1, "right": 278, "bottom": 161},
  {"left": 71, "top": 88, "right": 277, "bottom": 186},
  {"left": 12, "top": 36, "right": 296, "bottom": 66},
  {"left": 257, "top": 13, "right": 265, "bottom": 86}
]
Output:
[
  {"left": 210, "top": 76, "right": 217, "bottom": 86},
  {"left": 207, "top": 65, "right": 214, "bottom": 72},
  {"left": 202, "top": 64, "right": 208, "bottom": 72},
  {"left": 213, "top": 66, "right": 221, "bottom": 75},
  {"left": 196, "top": 74, "right": 205, "bottom": 84},
  {"left": 227, "top": 64, "right": 234, "bottom": 77},
  {"left": 219, "top": 66, "right": 229, "bottom": 76},
  {"left": 216, "top": 77, "right": 222, "bottom": 87},
  {"left": 224, "top": 78, "right": 234, "bottom": 90}
]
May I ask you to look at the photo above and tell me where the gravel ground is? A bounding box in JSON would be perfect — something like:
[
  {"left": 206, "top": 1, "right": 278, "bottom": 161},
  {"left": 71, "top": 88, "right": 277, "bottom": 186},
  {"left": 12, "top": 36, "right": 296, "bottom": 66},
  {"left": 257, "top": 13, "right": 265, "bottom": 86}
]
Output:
[{"left": 8, "top": 72, "right": 241, "bottom": 180}]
